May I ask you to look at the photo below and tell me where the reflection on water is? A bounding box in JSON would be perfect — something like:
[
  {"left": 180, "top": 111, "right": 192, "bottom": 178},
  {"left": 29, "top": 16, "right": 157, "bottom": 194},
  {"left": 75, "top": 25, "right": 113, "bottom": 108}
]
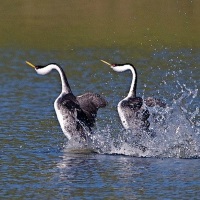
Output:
[
  {"left": 55, "top": 149, "right": 200, "bottom": 199},
  {"left": 56, "top": 151, "right": 152, "bottom": 199}
]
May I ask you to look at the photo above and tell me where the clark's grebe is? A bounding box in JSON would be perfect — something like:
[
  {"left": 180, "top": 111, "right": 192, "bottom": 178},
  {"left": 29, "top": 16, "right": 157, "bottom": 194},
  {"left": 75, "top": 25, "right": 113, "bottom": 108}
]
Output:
[
  {"left": 26, "top": 61, "right": 107, "bottom": 140},
  {"left": 101, "top": 60, "right": 165, "bottom": 131}
]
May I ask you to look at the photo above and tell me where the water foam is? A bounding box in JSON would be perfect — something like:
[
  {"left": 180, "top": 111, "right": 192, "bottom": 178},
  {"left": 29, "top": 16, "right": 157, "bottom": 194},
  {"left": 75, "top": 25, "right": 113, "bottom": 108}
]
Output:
[{"left": 64, "top": 82, "right": 199, "bottom": 158}]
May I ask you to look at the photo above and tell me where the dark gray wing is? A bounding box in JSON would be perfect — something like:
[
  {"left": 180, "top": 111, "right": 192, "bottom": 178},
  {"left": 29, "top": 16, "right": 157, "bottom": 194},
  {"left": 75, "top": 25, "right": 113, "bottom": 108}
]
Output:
[
  {"left": 144, "top": 97, "right": 166, "bottom": 108},
  {"left": 121, "top": 97, "right": 143, "bottom": 111},
  {"left": 57, "top": 93, "right": 80, "bottom": 110},
  {"left": 76, "top": 92, "right": 107, "bottom": 126},
  {"left": 58, "top": 93, "right": 92, "bottom": 129},
  {"left": 121, "top": 97, "right": 150, "bottom": 121}
]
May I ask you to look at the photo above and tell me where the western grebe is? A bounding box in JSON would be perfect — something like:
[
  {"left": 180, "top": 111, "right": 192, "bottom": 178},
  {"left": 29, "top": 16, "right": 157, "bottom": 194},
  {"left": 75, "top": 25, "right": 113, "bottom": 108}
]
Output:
[
  {"left": 101, "top": 60, "right": 165, "bottom": 131},
  {"left": 26, "top": 61, "right": 107, "bottom": 140}
]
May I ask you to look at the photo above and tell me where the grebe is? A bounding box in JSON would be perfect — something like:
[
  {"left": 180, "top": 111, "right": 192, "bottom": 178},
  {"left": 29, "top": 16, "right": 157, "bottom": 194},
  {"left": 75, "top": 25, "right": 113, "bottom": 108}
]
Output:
[
  {"left": 101, "top": 60, "right": 165, "bottom": 131},
  {"left": 26, "top": 61, "right": 107, "bottom": 140}
]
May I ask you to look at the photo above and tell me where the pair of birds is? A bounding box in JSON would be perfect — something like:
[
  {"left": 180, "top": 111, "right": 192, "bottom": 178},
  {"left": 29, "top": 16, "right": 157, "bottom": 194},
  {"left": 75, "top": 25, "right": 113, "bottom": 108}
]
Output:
[{"left": 26, "top": 60, "right": 165, "bottom": 141}]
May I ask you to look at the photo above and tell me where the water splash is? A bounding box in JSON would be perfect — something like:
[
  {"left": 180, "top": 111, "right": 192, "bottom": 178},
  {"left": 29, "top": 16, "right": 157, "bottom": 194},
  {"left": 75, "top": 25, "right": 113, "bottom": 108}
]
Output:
[{"left": 64, "top": 82, "right": 199, "bottom": 158}]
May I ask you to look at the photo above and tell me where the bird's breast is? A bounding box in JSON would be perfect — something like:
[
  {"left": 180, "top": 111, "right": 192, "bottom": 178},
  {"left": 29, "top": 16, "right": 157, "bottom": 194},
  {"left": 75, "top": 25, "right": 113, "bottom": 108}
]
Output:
[
  {"left": 54, "top": 98, "right": 65, "bottom": 130},
  {"left": 117, "top": 101, "right": 130, "bottom": 129},
  {"left": 54, "top": 97, "right": 83, "bottom": 139}
]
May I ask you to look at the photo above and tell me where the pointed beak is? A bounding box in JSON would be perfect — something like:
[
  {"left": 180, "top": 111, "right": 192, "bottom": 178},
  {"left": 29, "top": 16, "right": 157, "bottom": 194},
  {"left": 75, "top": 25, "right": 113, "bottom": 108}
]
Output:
[
  {"left": 26, "top": 61, "right": 36, "bottom": 69},
  {"left": 100, "top": 60, "right": 112, "bottom": 67}
]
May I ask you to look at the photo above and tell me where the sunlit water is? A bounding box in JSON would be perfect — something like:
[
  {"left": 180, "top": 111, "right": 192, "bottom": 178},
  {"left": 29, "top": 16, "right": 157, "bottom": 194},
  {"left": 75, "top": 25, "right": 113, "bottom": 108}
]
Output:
[{"left": 1, "top": 47, "right": 199, "bottom": 199}]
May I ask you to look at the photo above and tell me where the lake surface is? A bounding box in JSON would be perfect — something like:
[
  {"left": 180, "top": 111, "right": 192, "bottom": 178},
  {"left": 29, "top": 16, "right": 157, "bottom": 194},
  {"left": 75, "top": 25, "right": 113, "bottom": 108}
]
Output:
[{"left": 0, "top": 1, "right": 200, "bottom": 199}]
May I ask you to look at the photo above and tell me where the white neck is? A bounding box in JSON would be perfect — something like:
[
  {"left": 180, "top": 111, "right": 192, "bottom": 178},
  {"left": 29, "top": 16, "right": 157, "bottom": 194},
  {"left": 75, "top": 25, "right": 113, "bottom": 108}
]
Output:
[
  {"left": 125, "top": 66, "right": 137, "bottom": 99},
  {"left": 112, "top": 64, "right": 137, "bottom": 100},
  {"left": 37, "top": 64, "right": 72, "bottom": 94},
  {"left": 53, "top": 65, "right": 72, "bottom": 94}
]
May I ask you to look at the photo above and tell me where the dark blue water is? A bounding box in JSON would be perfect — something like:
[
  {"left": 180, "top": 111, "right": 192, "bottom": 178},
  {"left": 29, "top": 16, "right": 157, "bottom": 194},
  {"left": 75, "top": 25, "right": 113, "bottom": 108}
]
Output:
[{"left": 0, "top": 48, "right": 199, "bottom": 199}]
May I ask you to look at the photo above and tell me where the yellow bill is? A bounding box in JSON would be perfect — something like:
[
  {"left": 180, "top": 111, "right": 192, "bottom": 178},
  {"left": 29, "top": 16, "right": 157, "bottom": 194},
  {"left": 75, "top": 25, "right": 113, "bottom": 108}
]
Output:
[
  {"left": 100, "top": 59, "right": 112, "bottom": 66},
  {"left": 26, "top": 61, "right": 36, "bottom": 69}
]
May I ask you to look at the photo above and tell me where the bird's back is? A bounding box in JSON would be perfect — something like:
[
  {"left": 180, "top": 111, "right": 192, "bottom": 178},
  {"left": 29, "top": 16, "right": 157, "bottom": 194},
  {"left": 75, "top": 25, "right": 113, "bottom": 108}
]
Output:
[{"left": 117, "top": 97, "right": 150, "bottom": 131}]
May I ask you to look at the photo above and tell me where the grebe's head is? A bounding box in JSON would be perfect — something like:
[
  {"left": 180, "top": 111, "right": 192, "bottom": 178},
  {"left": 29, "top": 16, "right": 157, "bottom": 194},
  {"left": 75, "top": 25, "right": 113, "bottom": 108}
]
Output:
[
  {"left": 26, "top": 61, "right": 59, "bottom": 75},
  {"left": 101, "top": 60, "right": 135, "bottom": 73}
]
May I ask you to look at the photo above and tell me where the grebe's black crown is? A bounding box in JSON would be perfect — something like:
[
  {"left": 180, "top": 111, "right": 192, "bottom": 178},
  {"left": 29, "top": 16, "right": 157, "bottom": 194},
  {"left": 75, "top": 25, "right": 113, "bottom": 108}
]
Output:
[
  {"left": 113, "top": 63, "right": 134, "bottom": 67},
  {"left": 35, "top": 63, "right": 61, "bottom": 69}
]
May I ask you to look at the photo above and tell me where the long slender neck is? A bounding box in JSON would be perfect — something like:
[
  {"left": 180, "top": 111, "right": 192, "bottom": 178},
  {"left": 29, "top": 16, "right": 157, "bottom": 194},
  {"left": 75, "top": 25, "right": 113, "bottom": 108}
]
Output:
[
  {"left": 126, "top": 66, "right": 137, "bottom": 99},
  {"left": 52, "top": 65, "right": 72, "bottom": 94}
]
